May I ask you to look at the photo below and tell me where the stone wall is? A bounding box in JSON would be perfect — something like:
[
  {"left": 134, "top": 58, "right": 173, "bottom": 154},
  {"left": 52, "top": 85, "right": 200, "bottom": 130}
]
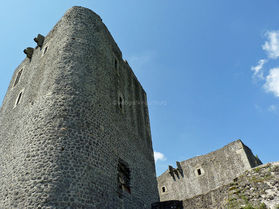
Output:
[
  {"left": 157, "top": 140, "right": 262, "bottom": 201},
  {"left": 0, "top": 6, "right": 159, "bottom": 209},
  {"left": 182, "top": 162, "right": 279, "bottom": 209}
]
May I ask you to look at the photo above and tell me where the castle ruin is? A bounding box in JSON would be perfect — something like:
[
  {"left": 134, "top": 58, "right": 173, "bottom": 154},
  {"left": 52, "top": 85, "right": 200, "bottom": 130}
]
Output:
[
  {"left": 0, "top": 6, "right": 159, "bottom": 209},
  {"left": 157, "top": 140, "right": 262, "bottom": 202}
]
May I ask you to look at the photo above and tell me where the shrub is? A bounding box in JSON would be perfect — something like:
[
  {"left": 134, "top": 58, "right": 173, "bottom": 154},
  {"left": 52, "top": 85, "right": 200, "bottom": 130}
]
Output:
[{"left": 258, "top": 202, "right": 267, "bottom": 209}]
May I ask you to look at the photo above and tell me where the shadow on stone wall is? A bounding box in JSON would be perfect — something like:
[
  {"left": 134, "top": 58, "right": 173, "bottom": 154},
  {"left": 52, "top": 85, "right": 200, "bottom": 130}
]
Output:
[{"left": 151, "top": 200, "right": 183, "bottom": 209}]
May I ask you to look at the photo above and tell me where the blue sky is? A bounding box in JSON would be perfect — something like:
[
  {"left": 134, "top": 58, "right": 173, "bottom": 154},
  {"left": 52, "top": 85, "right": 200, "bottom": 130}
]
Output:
[{"left": 1, "top": 0, "right": 279, "bottom": 176}]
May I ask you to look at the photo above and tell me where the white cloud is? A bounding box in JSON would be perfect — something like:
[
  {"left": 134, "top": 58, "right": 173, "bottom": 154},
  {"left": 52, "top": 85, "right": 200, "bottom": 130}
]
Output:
[
  {"left": 268, "top": 104, "right": 277, "bottom": 112},
  {"left": 154, "top": 151, "right": 166, "bottom": 163},
  {"left": 254, "top": 104, "right": 263, "bottom": 113},
  {"left": 262, "top": 31, "right": 279, "bottom": 59},
  {"left": 251, "top": 31, "right": 279, "bottom": 99},
  {"left": 264, "top": 68, "right": 279, "bottom": 97},
  {"left": 251, "top": 59, "right": 267, "bottom": 80},
  {"left": 127, "top": 51, "right": 156, "bottom": 71}
]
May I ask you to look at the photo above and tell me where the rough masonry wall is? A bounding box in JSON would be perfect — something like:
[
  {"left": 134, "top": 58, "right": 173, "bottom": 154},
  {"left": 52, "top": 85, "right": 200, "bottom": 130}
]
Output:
[
  {"left": 0, "top": 6, "right": 159, "bottom": 209},
  {"left": 243, "top": 144, "right": 263, "bottom": 168},
  {"left": 157, "top": 140, "right": 262, "bottom": 201},
  {"left": 182, "top": 162, "right": 279, "bottom": 209}
]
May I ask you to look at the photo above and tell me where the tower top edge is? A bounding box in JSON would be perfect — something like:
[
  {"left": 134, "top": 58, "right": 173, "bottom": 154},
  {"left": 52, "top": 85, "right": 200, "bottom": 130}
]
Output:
[{"left": 65, "top": 6, "right": 102, "bottom": 20}]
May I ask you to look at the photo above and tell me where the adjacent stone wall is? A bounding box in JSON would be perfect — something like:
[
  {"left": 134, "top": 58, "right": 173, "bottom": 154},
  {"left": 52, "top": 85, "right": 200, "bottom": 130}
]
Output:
[
  {"left": 243, "top": 143, "right": 263, "bottom": 168},
  {"left": 0, "top": 6, "right": 159, "bottom": 209},
  {"left": 157, "top": 140, "right": 262, "bottom": 201},
  {"left": 182, "top": 162, "right": 279, "bottom": 209}
]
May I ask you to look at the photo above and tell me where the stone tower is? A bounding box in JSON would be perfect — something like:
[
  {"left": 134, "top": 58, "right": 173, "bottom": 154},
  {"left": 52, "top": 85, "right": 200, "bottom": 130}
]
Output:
[{"left": 0, "top": 6, "right": 159, "bottom": 209}]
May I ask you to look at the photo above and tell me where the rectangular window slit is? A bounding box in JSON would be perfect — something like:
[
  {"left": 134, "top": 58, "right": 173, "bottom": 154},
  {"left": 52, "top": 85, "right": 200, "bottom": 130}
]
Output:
[
  {"left": 13, "top": 69, "right": 23, "bottom": 87},
  {"left": 115, "top": 58, "right": 118, "bottom": 70},
  {"left": 16, "top": 92, "right": 22, "bottom": 106},
  {"left": 117, "top": 159, "right": 131, "bottom": 198}
]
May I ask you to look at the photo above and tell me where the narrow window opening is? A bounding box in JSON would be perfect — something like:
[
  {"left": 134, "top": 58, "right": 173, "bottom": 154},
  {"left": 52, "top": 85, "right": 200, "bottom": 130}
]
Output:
[
  {"left": 162, "top": 186, "right": 166, "bottom": 193},
  {"left": 118, "top": 94, "right": 124, "bottom": 112},
  {"left": 114, "top": 58, "right": 118, "bottom": 70},
  {"left": 119, "top": 96, "right": 123, "bottom": 110},
  {"left": 197, "top": 169, "right": 202, "bottom": 176},
  {"left": 43, "top": 46, "right": 48, "bottom": 54},
  {"left": 13, "top": 69, "right": 23, "bottom": 87},
  {"left": 16, "top": 92, "right": 22, "bottom": 106},
  {"left": 117, "top": 159, "right": 131, "bottom": 198}
]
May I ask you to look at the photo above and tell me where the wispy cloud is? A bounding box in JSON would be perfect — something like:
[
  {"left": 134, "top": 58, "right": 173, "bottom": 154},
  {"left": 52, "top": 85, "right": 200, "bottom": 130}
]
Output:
[
  {"left": 154, "top": 151, "right": 166, "bottom": 163},
  {"left": 252, "top": 30, "right": 279, "bottom": 101},
  {"left": 262, "top": 31, "right": 279, "bottom": 59},
  {"left": 254, "top": 104, "right": 263, "bottom": 113},
  {"left": 251, "top": 59, "right": 267, "bottom": 80},
  {"left": 264, "top": 67, "right": 279, "bottom": 97},
  {"left": 268, "top": 104, "right": 277, "bottom": 112},
  {"left": 127, "top": 51, "right": 156, "bottom": 71}
]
